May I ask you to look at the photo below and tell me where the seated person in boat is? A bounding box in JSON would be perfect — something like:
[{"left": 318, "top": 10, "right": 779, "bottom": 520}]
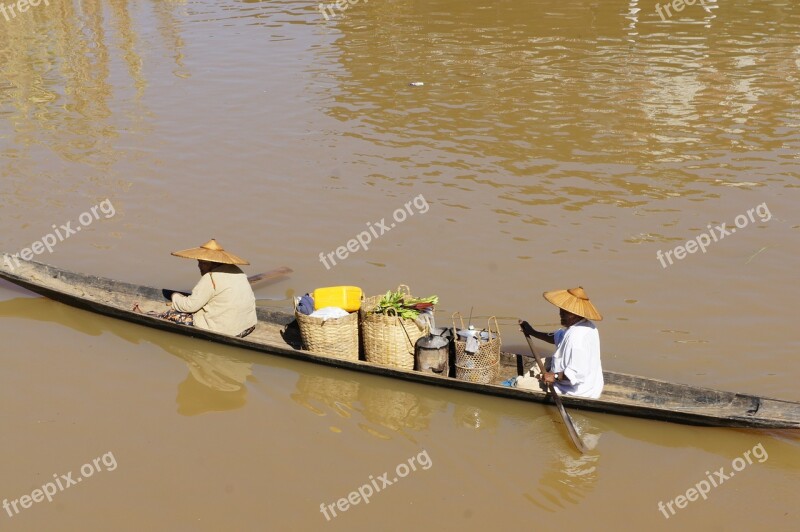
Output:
[
  {"left": 163, "top": 239, "right": 258, "bottom": 338},
  {"left": 516, "top": 287, "right": 604, "bottom": 399}
]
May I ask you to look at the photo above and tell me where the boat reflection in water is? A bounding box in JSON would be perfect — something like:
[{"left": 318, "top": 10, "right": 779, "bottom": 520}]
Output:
[
  {"left": 288, "top": 363, "right": 605, "bottom": 508},
  {"left": 454, "top": 404, "right": 499, "bottom": 431},
  {"left": 290, "top": 372, "right": 446, "bottom": 441},
  {"left": 291, "top": 374, "right": 360, "bottom": 419},
  {"left": 451, "top": 391, "right": 602, "bottom": 509},
  {"left": 0, "top": 294, "right": 254, "bottom": 416},
  {"left": 523, "top": 415, "right": 603, "bottom": 511},
  {"left": 165, "top": 344, "right": 253, "bottom": 416},
  {"left": 4, "top": 292, "right": 794, "bottom": 512}
]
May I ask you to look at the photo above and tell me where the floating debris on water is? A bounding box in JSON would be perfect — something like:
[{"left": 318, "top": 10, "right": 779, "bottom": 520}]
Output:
[
  {"left": 409, "top": 82, "right": 424, "bottom": 87},
  {"left": 745, "top": 246, "right": 768, "bottom": 264}
]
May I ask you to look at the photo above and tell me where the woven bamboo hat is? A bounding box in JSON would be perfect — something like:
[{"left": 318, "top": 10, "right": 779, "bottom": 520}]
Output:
[
  {"left": 171, "top": 239, "right": 250, "bottom": 265},
  {"left": 543, "top": 286, "right": 602, "bottom": 321}
]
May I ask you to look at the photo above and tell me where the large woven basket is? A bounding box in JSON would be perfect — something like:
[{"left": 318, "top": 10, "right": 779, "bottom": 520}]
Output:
[
  {"left": 360, "top": 285, "right": 428, "bottom": 370},
  {"left": 453, "top": 314, "right": 501, "bottom": 384},
  {"left": 295, "top": 303, "right": 359, "bottom": 361}
]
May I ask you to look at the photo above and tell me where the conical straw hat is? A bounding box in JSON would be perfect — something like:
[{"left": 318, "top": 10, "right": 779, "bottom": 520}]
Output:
[
  {"left": 171, "top": 239, "right": 250, "bottom": 265},
  {"left": 542, "top": 286, "right": 602, "bottom": 321}
]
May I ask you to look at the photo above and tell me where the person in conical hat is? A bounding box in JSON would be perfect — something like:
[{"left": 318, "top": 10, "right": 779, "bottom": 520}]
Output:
[
  {"left": 514, "top": 287, "right": 604, "bottom": 399},
  {"left": 162, "top": 239, "right": 257, "bottom": 338}
]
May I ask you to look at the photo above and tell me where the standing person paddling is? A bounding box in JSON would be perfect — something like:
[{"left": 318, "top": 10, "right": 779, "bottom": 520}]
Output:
[
  {"left": 515, "top": 287, "right": 604, "bottom": 399},
  {"left": 164, "top": 239, "right": 258, "bottom": 338}
]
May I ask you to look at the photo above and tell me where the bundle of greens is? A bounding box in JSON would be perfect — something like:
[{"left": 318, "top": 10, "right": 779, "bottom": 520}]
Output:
[{"left": 372, "top": 289, "right": 438, "bottom": 320}]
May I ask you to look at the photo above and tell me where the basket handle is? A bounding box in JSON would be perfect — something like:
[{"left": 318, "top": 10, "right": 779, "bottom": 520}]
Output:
[
  {"left": 358, "top": 292, "right": 368, "bottom": 317},
  {"left": 451, "top": 311, "right": 465, "bottom": 332},
  {"left": 396, "top": 284, "right": 412, "bottom": 298},
  {"left": 396, "top": 314, "right": 416, "bottom": 349},
  {"left": 488, "top": 316, "right": 501, "bottom": 343}
]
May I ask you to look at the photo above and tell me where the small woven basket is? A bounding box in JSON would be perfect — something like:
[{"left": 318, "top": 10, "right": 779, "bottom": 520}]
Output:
[
  {"left": 360, "top": 284, "right": 428, "bottom": 370},
  {"left": 295, "top": 302, "right": 359, "bottom": 362},
  {"left": 452, "top": 313, "right": 501, "bottom": 384}
]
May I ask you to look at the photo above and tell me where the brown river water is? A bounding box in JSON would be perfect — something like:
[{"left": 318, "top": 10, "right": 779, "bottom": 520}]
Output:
[{"left": 1, "top": 0, "right": 799, "bottom": 530}]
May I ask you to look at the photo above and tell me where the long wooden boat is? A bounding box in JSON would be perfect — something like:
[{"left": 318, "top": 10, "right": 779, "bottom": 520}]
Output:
[{"left": 1, "top": 255, "right": 799, "bottom": 429}]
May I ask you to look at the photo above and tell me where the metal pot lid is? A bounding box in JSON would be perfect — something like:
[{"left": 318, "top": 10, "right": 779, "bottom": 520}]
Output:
[
  {"left": 430, "top": 327, "right": 451, "bottom": 337},
  {"left": 417, "top": 335, "right": 449, "bottom": 349},
  {"left": 457, "top": 329, "right": 494, "bottom": 340}
]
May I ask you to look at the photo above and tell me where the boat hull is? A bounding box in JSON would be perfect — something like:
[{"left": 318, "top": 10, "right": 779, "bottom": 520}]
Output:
[{"left": 1, "top": 255, "right": 798, "bottom": 429}]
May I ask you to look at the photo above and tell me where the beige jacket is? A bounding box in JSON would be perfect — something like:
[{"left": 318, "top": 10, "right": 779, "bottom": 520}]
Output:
[{"left": 171, "top": 265, "right": 257, "bottom": 336}]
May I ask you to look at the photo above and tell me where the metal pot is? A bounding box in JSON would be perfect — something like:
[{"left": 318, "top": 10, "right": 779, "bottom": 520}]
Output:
[{"left": 415, "top": 328, "right": 451, "bottom": 375}]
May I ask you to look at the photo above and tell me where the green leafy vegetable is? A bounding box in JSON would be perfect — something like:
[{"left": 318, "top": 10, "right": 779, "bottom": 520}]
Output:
[{"left": 371, "top": 289, "right": 438, "bottom": 319}]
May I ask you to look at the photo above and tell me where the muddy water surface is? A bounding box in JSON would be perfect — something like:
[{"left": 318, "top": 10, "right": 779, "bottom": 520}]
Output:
[{"left": 1, "top": 0, "right": 798, "bottom": 530}]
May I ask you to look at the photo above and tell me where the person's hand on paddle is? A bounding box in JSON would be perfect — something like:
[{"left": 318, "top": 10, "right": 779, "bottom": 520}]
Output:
[
  {"left": 538, "top": 371, "right": 557, "bottom": 385},
  {"left": 519, "top": 319, "right": 556, "bottom": 345},
  {"left": 518, "top": 319, "right": 535, "bottom": 337}
]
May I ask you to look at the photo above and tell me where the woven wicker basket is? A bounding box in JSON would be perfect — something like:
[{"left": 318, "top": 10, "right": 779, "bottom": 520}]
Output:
[
  {"left": 295, "top": 302, "right": 359, "bottom": 361},
  {"left": 452, "top": 314, "right": 501, "bottom": 384},
  {"left": 360, "top": 285, "right": 428, "bottom": 370}
]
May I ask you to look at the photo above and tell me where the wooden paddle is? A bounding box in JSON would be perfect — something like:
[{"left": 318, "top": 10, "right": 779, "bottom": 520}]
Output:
[
  {"left": 247, "top": 267, "right": 292, "bottom": 285},
  {"left": 523, "top": 333, "right": 588, "bottom": 454},
  {"left": 164, "top": 267, "right": 293, "bottom": 304}
]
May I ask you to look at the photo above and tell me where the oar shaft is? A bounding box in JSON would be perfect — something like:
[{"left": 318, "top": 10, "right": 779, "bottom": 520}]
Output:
[
  {"left": 166, "top": 267, "right": 293, "bottom": 305},
  {"left": 525, "top": 335, "right": 548, "bottom": 376}
]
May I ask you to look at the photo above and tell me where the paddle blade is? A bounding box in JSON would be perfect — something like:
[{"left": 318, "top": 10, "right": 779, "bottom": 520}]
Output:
[
  {"left": 551, "top": 384, "right": 589, "bottom": 454},
  {"left": 247, "top": 267, "right": 293, "bottom": 285}
]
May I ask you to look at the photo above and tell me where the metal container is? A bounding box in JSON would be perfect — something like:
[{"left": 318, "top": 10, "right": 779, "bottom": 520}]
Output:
[
  {"left": 456, "top": 328, "right": 496, "bottom": 342},
  {"left": 414, "top": 327, "right": 451, "bottom": 375}
]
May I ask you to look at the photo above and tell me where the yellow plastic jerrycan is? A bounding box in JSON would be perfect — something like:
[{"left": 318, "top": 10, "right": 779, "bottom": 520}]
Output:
[{"left": 312, "top": 286, "right": 363, "bottom": 312}]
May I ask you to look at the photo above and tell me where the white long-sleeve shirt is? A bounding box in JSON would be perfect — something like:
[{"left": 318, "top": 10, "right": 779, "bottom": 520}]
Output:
[
  {"left": 171, "top": 265, "right": 257, "bottom": 337},
  {"left": 549, "top": 319, "right": 604, "bottom": 399}
]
